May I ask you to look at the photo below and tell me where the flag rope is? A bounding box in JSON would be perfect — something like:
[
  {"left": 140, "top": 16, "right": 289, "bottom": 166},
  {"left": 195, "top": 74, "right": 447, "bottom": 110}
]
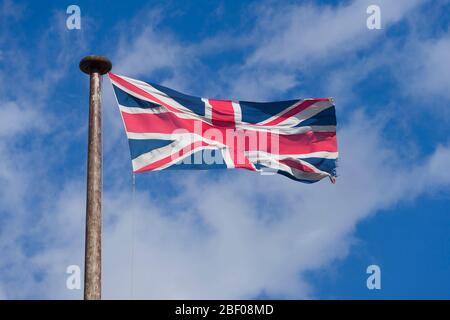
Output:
[{"left": 130, "top": 173, "right": 136, "bottom": 298}]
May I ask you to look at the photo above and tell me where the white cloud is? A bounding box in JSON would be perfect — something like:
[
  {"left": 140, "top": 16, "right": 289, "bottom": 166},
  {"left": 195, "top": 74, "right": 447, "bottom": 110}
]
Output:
[
  {"left": 405, "top": 34, "right": 450, "bottom": 100},
  {"left": 114, "top": 26, "right": 185, "bottom": 77},
  {"left": 0, "top": 101, "right": 45, "bottom": 137},
  {"left": 223, "top": 0, "right": 422, "bottom": 99},
  {"left": 0, "top": 3, "right": 90, "bottom": 299},
  {"left": 21, "top": 112, "right": 450, "bottom": 299},
  {"left": 248, "top": 0, "right": 420, "bottom": 66}
]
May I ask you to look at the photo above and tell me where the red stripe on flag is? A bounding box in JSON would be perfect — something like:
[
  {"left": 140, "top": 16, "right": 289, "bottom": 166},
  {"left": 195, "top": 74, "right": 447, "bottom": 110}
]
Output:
[
  {"left": 270, "top": 132, "right": 337, "bottom": 154},
  {"left": 121, "top": 112, "right": 337, "bottom": 155},
  {"left": 208, "top": 99, "right": 236, "bottom": 127},
  {"left": 228, "top": 146, "right": 256, "bottom": 171},
  {"left": 262, "top": 99, "right": 330, "bottom": 127},
  {"left": 122, "top": 111, "right": 196, "bottom": 134},
  {"left": 279, "top": 159, "right": 317, "bottom": 173},
  {"left": 109, "top": 72, "right": 180, "bottom": 114}
]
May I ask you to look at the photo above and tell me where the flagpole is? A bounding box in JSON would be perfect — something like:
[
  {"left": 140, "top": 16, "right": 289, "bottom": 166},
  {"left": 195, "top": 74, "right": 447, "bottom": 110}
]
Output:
[{"left": 79, "top": 55, "right": 112, "bottom": 300}]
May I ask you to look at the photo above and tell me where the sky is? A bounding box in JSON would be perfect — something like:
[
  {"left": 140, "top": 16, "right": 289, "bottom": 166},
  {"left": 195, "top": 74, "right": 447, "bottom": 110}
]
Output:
[{"left": 0, "top": 0, "right": 449, "bottom": 299}]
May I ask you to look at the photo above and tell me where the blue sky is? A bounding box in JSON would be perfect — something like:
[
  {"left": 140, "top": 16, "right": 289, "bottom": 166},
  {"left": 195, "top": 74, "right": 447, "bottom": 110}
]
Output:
[{"left": 0, "top": 0, "right": 449, "bottom": 299}]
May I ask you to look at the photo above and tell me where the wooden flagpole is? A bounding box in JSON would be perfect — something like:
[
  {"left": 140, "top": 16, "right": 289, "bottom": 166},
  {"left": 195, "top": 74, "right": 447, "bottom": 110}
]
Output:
[{"left": 79, "top": 55, "right": 112, "bottom": 300}]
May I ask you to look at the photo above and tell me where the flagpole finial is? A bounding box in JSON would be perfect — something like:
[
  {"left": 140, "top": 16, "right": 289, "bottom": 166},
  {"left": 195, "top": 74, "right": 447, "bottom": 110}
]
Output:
[{"left": 80, "top": 55, "right": 112, "bottom": 75}]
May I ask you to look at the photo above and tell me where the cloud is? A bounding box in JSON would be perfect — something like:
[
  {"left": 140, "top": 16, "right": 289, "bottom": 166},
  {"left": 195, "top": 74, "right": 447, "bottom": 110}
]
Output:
[
  {"left": 419, "top": 143, "right": 450, "bottom": 187},
  {"left": 247, "top": 1, "right": 388, "bottom": 66},
  {"left": 114, "top": 23, "right": 185, "bottom": 77},
  {"left": 0, "top": 2, "right": 90, "bottom": 299},
  {"left": 0, "top": 0, "right": 24, "bottom": 21},
  {"left": 107, "top": 1, "right": 424, "bottom": 100},
  {"left": 0, "top": 101, "right": 45, "bottom": 137},
  {"left": 22, "top": 111, "right": 450, "bottom": 299},
  {"left": 405, "top": 34, "right": 450, "bottom": 100},
  {"left": 222, "top": 0, "right": 422, "bottom": 99}
]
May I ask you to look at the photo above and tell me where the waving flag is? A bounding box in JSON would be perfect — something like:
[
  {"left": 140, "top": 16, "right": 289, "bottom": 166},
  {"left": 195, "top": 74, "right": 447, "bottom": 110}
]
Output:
[{"left": 109, "top": 73, "right": 338, "bottom": 183}]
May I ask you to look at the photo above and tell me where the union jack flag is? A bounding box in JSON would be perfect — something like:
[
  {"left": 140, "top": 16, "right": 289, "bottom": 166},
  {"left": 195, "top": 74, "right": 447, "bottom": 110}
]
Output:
[{"left": 109, "top": 73, "right": 338, "bottom": 183}]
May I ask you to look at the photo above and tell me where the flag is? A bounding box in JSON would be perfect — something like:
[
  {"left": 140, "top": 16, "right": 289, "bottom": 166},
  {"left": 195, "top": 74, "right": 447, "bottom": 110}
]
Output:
[{"left": 109, "top": 73, "right": 338, "bottom": 183}]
